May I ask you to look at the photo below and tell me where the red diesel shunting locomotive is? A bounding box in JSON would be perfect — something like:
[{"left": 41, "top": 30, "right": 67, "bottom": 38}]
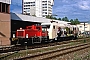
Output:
[{"left": 10, "top": 25, "right": 49, "bottom": 45}]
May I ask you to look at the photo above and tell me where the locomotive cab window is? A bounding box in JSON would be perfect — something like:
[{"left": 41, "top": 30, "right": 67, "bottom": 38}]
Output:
[
  {"left": 47, "top": 25, "right": 50, "bottom": 29},
  {"left": 42, "top": 28, "right": 47, "bottom": 32},
  {"left": 42, "top": 25, "right": 48, "bottom": 32},
  {"left": 42, "top": 25, "right": 50, "bottom": 29},
  {"left": 53, "top": 26, "right": 55, "bottom": 29}
]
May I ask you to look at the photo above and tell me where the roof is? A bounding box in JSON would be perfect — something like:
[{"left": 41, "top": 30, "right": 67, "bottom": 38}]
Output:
[
  {"left": 0, "top": 0, "right": 11, "bottom": 4},
  {"left": 11, "top": 13, "right": 51, "bottom": 23},
  {"left": 11, "top": 13, "right": 71, "bottom": 24},
  {"left": 41, "top": 22, "right": 66, "bottom": 28},
  {"left": 41, "top": 23, "right": 52, "bottom": 25},
  {"left": 52, "top": 20, "right": 71, "bottom": 24}
]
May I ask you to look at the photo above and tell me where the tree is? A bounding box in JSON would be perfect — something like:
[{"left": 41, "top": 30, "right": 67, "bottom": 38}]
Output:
[
  {"left": 32, "top": 14, "right": 36, "bottom": 17},
  {"left": 62, "top": 17, "right": 65, "bottom": 21},
  {"left": 46, "top": 15, "right": 53, "bottom": 19},
  {"left": 53, "top": 17, "right": 58, "bottom": 20},
  {"left": 70, "top": 19, "right": 74, "bottom": 25},
  {"left": 46, "top": 15, "right": 58, "bottom": 20},
  {"left": 74, "top": 18, "right": 80, "bottom": 25},
  {"left": 61, "top": 17, "right": 69, "bottom": 22},
  {"left": 46, "top": 15, "right": 51, "bottom": 19},
  {"left": 64, "top": 17, "right": 69, "bottom": 22},
  {"left": 70, "top": 19, "right": 80, "bottom": 25},
  {"left": 46, "top": 15, "right": 80, "bottom": 25},
  {"left": 58, "top": 18, "right": 61, "bottom": 20}
]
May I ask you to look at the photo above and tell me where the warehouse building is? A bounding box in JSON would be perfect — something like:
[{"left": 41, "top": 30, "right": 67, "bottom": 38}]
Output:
[{"left": 0, "top": 0, "right": 11, "bottom": 45}]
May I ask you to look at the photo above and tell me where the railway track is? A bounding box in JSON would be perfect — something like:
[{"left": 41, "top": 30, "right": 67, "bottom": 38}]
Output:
[
  {"left": 0, "top": 38, "right": 89, "bottom": 53},
  {"left": 15, "top": 43, "right": 90, "bottom": 60}
]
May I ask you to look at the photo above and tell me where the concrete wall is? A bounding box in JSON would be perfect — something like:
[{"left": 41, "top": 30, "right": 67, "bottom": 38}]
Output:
[{"left": 0, "top": 13, "right": 10, "bottom": 45}]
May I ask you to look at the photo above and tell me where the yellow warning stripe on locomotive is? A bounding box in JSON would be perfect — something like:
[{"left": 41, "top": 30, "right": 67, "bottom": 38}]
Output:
[{"left": 12, "top": 38, "right": 18, "bottom": 41}]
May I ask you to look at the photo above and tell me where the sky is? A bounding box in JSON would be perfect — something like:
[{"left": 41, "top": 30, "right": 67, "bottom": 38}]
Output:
[{"left": 10, "top": 0, "right": 90, "bottom": 22}]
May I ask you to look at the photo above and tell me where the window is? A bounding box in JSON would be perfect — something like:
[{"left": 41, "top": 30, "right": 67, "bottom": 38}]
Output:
[
  {"left": 53, "top": 26, "right": 55, "bottom": 29},
  {"left": 42, "top": 6, "right": 47, "bottom": 8},
  {"left": 43, "top": 9, "right": 47, "bottom": 11},
  {"left": 28, "top": 2, "right": 30, "bottom": 4},
  {"left": 2, "top": 3, "right": 5, "bottom": 12},
  {"left": 80, "top": 26, "right": 82, "bottom": 28},
  {"left": 43, "top": 15, "right": 45, "bottom": 17},
  {"left": 0, "top": 3, "right": 9, "bottom": 13},
  {"left": 6, "top": 4, "right": 9, "bottom": 13},
  {"left": 45, "top": 12, "right": 47, "bottom": 14},
  {"left": 42, "top": 28, "right": 47, "bottom": 32},
  {"left": 27, "top": 5, "right": 29, "bottom": 7},
  {"left": 42, "top": 1, "right": 47, "bottom": 2},
  {"left": 42, "top": 4, "right": 47, "bottom": 6},
  {"left": 0, "top": 3, "right": 1, "bottom": 12},
  {"left": 85, "top": 26, "right": 87, "bottom": 28},
  {"left": 33, "top": 4, "right": 35, "bottom": 6},
  {"left": 47, "top": 25, "right": 50, "bottom": 28}
]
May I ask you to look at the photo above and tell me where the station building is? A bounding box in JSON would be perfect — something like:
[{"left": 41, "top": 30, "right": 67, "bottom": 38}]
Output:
[{"left": 0, "top": 0, "right": 11, "bottom": 45}]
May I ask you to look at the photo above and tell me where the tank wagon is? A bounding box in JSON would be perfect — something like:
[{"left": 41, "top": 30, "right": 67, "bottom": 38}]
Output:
[{"left": 10, "top": 22, "right": 79, "bottom": 45}]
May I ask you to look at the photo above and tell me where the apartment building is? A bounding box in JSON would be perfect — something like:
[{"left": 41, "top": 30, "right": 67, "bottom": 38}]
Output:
[
  {"left": 22, "top": 0, "right": 54, "bottom": 17},
  {"left": 0, "top": 0, "right": 11, "bottom": 45}
]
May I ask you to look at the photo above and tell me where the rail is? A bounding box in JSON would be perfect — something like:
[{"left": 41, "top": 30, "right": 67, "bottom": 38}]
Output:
[
  {"left": 0, "top": 38, "right": 89, "bottom": 53},
  {"left": 15, "top": 43, "right": 90, "bottom": 60}
]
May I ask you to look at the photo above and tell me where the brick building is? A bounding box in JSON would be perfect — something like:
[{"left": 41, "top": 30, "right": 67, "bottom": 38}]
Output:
[{"left": 0, "top": 0, "right": 11, "bottom": 45}]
